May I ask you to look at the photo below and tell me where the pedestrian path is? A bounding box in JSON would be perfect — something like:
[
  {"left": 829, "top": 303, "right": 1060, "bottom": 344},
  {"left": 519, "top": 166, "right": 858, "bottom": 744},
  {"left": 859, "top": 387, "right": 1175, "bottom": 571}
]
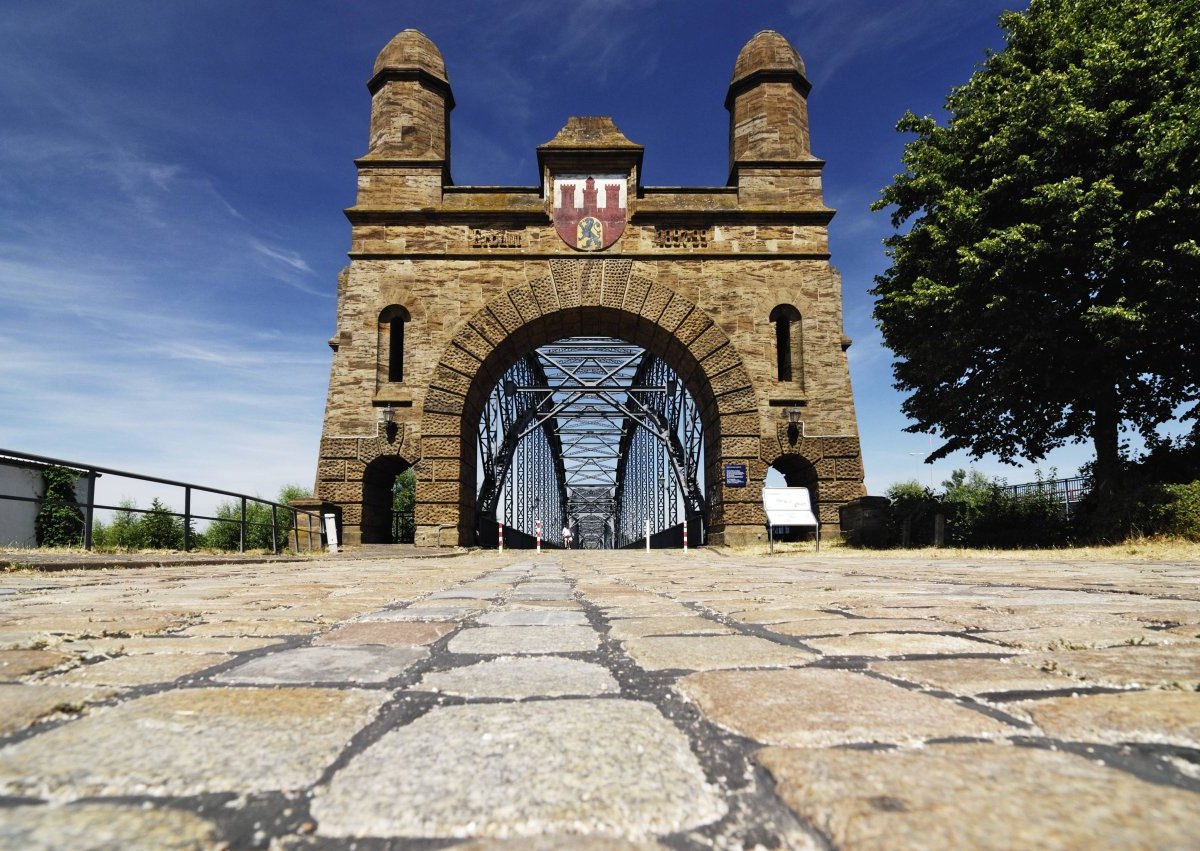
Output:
[{"left": 0, "top": 549, "right": 1198, "bottom": 848}]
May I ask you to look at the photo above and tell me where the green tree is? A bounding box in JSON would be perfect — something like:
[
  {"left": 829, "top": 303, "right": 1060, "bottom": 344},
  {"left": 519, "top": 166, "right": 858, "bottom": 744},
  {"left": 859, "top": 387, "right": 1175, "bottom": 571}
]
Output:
[
  {"left": 205, "top": 485, "right": 311, "bottom": 552},
  {"left": 392, "top": 469, "right": 416, "bottom": 543},
  {"left": 92, "top": 499, "right": 145, "bottom": 551},
  {"left": 35, "top": 465, "right": 84, "bottom": 547},
  {"left": 141, "top": 498, "right": 184, "bottom": 549},
  {"left": 872, "top": 0, "right": 1200, "bottom": 497}
]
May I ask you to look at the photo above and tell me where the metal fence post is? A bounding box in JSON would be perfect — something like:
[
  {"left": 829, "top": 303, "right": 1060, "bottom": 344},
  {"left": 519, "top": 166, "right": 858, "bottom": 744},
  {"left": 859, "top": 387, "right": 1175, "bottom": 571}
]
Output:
[
  {"left": 183, "top": 486, "right": 192, "bottom": 552},
  {"left": 83, "top": 470, "right": 97, "bottom": 550},
  {"left": 239, "top": 497, "right": 247, "bottom": 553}
]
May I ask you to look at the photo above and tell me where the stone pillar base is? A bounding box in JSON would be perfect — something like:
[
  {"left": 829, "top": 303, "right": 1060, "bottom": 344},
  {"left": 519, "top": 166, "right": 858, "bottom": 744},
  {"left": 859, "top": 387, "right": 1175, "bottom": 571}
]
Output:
[
  {"left": 288, "top": 499, "right": 342, "bottom": 552},
  {"left": 415, "top": 524, "right": 459, "bottom": 547}
]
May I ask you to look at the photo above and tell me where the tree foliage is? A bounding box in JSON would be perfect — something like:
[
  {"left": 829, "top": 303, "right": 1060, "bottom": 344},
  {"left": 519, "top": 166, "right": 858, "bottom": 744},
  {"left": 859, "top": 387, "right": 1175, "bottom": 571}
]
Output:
[
  {"left": 392, "top": 469, "right": 416, "bottom": 543},
  {"left": 35, "top": 465, "right": 84, "bottom": 547},
  {"left": 141, "top": 498, "right": 184, "bottom": 550},
  {"left": 90, "top": 485, "right": 312, "bottom": 553},
  {"left": 872, "top": 0, "right": 1200, "bottom": 492},
  {"left": 205, "top": 485, "right": 311, "bottom": 552}
]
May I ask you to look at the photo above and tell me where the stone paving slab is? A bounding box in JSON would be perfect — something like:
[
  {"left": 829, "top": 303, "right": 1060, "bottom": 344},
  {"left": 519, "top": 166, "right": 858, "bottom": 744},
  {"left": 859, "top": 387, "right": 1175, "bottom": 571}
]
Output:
[
  {"left": 868, "top": 656, "right": 1077, "bottom": 697},
  {"left": 0, "top": 684, "right": 117, "bottom": 736},
  {"left": 1020, "top": 690, "right": 1200, "bottom": 747},
  {"left": 314, "top": 620, "right": 455, "bottom": 646},
  {"left": 477, "top": 609, "right": 589, "bottom": 626},
  {"left": 679, "top": 668, "right": 1012, "bottom": 747},
  {"left": 0, "top": 549, "right": 1197, "bottom": 848},
  {"left": 418, "top": 656, "right": 620, "bottom": 699},
  {"left": 1013, "top": 643, "right": 1200, "bottom": 688},
  {"left": 215, "top": 646, "right": 427, "bottom": 684},
  {"left": 48, "top": 652, "right": 232, "bottom": 687},
  {"left": 622, "top": 634, "right": 815, "bottom": 671},
  {"left": 357, "top": 604, "right": 479, "bottom": 621},
  {"left": 757, "top": 742, "right": 1200, "bottom": 850},
  {"left": 0, "top": 649, "right": 72, "bottom": 680},
  {"left": 801, "top": 631, "right": 1004, "bottom": 657},
  {"left": 0, "top": 687, "right": 387, "bottom": 799},
  {"left": 606, "top": 615, "right": 734, "bottom": 639},
  {"left": 311, "top": 700, "right": 726, "bottom": 840},
  {"left": 764, "top": 616, "right": 956, "bottom": 636},
  {"left": 447, "top": 624, "right": 600, "bottom": 654},
  {"left": 0, "top": 803, "right": 220, "bottom": 851}
]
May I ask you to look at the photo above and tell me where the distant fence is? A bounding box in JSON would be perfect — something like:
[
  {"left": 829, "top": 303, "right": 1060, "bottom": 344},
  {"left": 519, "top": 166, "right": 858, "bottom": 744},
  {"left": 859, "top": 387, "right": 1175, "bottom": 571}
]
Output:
[
  {"left": 1005, "top": 475, "right": 1090, "bottom": 513},
  {"left": 0, "top": 448, "right": 324, "bottom": 553},
  {"left": 392, "top": 509, "right": 415, "bottom": 544}
]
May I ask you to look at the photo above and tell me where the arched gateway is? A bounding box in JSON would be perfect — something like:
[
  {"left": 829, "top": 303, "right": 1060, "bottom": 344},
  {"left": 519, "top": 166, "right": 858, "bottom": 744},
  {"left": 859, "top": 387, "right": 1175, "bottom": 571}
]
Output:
[{"left": 313, "top": 29, "right": 865, "bottom": 547}]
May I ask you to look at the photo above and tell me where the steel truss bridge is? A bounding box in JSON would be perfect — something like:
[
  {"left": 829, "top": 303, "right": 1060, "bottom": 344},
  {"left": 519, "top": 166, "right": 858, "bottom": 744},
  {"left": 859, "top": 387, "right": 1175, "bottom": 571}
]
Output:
[{"left": 477, "top": 337, "right": 705, "bottom": 548}]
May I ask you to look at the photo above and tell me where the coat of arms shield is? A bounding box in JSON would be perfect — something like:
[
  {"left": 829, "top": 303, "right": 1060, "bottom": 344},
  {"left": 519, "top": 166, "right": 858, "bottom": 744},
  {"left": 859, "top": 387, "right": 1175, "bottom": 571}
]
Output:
[{"left": 552, "top": 175, "right": 627, "bottom": 251}]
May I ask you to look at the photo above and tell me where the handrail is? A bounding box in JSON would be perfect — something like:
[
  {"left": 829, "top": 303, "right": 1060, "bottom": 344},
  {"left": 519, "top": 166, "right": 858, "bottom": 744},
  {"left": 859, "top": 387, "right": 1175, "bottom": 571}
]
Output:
[{"left": 0, "top": 448, "right": 324, "bottom": 554}]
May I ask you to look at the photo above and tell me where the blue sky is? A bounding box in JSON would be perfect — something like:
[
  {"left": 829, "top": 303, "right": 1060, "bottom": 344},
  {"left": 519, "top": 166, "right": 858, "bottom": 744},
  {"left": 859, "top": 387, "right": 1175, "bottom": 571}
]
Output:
[{"left": 3, "top": 0, "right": 1110, "bottom": 514}]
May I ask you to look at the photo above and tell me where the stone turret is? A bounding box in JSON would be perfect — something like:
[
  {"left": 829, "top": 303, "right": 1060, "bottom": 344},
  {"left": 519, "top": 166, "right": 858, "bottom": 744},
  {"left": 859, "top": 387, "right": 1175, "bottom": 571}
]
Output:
[
  {"left": 725, "top": 30, "right": 813, "bottom": 182},
  {"left": 365, "top": 29, "right": 454, "bottom": 172}
]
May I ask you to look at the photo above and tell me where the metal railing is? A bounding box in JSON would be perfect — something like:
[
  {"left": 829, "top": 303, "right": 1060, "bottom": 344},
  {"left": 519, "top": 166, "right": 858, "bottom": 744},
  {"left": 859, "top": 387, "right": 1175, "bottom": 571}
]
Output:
[
  {"left": 391, "top": 509, "right": 415, "bottom": 544},
  {"left": 0, "top": 448, "right": 324, "bottom": 553},
  {"left": 1006, "top": 475, "right": 1090, "bottom": 512}
]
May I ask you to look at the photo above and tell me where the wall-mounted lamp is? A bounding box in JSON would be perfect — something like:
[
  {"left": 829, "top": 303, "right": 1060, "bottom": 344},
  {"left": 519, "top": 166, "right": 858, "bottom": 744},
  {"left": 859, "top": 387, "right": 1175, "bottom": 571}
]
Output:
[
  {"left": 382, "top": 404, "right": 398, "bottom": 443},
  {"left": 784, "top": 407, "right": 802, "bottom": 445}
]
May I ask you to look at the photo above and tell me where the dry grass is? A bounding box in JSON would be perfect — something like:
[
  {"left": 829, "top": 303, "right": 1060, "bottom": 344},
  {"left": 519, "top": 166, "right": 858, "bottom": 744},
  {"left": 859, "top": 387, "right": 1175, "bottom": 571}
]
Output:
[{"left": 728, "top": 535, "right": 1200, "bottom": 561}]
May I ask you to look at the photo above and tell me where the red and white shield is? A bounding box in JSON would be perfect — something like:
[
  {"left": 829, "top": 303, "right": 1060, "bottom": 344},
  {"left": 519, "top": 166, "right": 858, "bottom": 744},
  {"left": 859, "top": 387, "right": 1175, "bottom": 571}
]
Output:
[{"left": 552, "top": 175, "right": 627, "bottom": 251}]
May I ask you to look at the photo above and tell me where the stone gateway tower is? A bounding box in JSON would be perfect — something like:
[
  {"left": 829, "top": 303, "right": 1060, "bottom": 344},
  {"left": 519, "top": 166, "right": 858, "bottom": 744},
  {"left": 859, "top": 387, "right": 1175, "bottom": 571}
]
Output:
[{"left": 314, "top": 29, "right": 865, "bottom": 547}]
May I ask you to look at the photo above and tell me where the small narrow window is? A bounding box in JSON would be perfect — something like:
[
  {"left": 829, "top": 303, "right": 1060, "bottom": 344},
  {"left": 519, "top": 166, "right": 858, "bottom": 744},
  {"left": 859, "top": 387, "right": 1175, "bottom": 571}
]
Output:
[
  {"left": 769, "top": 304, "right": 802, "bottom": 384},
  {"left": 379, "top": 306, "right": 411, "bottom": 383}
]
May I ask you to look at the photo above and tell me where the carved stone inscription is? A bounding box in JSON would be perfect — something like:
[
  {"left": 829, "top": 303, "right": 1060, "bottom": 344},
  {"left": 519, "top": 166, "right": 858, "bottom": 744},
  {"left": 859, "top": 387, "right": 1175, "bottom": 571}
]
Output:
[
  {"left": 653, "top": 227, "right": 710, "bottom": 248},
  {"left": 470, "top": 228, "right": 524, "bottom": 248}
]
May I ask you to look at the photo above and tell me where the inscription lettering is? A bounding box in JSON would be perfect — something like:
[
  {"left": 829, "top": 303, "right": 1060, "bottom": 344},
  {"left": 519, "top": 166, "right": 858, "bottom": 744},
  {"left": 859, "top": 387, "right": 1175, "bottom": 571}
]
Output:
[
  {"left": 652, "top": 226, "right": 710, "bottom": 248},
  {"left": 469, "top": 228, "right": 524, "bottom": 248}
]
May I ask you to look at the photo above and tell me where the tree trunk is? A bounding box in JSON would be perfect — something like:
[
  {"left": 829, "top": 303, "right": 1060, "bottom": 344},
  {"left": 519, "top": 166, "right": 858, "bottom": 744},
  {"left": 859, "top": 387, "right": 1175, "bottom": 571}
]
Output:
[{"left": 1091, "top": 399, "right": 1122, "bottom": 498}]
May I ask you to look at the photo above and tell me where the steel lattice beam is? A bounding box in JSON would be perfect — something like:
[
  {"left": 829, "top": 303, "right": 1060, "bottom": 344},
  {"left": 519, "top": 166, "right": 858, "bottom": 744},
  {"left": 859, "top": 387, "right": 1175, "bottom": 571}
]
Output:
[{"left": 477, "top": 337, "right": 704, "bottom": 548}]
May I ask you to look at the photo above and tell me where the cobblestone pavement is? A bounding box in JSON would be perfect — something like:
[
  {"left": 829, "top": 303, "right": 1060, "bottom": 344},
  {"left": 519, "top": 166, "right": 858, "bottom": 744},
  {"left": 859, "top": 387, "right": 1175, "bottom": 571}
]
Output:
[{"left": 1, "top": 549, "right": 1198, "bottom": 849}]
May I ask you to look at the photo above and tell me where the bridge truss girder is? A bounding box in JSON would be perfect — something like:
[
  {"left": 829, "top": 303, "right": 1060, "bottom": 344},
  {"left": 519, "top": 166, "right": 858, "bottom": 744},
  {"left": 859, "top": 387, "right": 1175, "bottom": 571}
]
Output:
[{"left": 475, "top": 337, "right": 704, "bottom": 548}]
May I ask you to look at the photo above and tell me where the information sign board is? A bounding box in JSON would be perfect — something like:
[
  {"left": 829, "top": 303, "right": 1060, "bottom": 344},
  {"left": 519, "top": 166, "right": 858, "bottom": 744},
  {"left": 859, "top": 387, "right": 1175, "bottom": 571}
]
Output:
[
  {"left": 724, "top": 464, "right": 747, "bottom": 487},
  {"left": 762, "top": 487, "right": 820, "bottom": 552}
]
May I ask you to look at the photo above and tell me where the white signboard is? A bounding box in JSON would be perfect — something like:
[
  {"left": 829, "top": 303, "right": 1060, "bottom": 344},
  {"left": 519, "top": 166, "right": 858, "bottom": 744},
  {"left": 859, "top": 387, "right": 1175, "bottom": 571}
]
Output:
[
  {"left": 762, "top": 487, "right": 820, "bottom": 552},
  {"left": 324, "top": 513, "right": 339, "bottom": 554}
]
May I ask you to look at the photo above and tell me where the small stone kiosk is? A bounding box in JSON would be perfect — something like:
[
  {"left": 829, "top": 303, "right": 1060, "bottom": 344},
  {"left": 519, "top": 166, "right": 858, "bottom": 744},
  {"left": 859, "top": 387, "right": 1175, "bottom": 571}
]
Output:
[{"left": 311, "top": 29, "right": 866, "bottom": 547}]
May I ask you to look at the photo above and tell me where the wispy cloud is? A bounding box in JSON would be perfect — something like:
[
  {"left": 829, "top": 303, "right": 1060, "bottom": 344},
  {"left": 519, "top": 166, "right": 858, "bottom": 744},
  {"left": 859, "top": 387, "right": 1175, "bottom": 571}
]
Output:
[{"left": 250, "top": 239, "right": 316, "bottom": 275}]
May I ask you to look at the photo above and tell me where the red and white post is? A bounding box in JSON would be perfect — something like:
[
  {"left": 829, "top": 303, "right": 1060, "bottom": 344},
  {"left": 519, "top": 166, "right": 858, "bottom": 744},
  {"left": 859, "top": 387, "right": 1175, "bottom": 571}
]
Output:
[
  {"left": 535, "top": 520, "right": 542, "bottom": 554},
  {"left": 682, "top": 519, "right": 688, "bottom": 554},
  {"left": 498, "top": 521, "right": 504, "bottom": 554}
]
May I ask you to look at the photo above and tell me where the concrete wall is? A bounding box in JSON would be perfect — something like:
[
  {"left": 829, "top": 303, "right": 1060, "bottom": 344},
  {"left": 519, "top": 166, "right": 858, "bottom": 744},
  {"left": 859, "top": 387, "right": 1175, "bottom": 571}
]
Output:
[{"left": 0, "top": 462, "right": 88, "bottom": 548}]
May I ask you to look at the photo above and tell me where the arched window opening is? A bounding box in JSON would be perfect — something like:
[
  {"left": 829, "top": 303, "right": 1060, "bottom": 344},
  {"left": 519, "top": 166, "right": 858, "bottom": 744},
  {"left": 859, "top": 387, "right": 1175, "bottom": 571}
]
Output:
[
  {"left": 379, "top": 306, "right": 411, "bottom": 383},
  {"left": 769, "top": 304, "right": 803, "bottom": 385}
]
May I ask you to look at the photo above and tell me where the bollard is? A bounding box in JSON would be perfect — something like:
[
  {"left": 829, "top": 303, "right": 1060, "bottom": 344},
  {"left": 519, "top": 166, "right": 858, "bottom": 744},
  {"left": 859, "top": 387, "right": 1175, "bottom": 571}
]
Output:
[
  {"left": 536, "top": 520, "right": 542, "bottom": 554},
  {"left": 645, "top": 519, "right": 650, "bottom": 553},
  {"left": 683, "top": 519, "right": 688, "bottom": 554},
  {"left": 498, "top": 521, "right": 504, "bottom": 553}
]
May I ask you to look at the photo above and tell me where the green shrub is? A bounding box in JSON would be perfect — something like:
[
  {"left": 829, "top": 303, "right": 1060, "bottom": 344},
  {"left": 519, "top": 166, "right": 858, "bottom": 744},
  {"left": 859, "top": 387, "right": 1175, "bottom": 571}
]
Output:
[
  {"left": 91, "top": 499, "right": 144, "bottom": 551},
  {"left": 1150, "top": 482, "right": 1200, "bottom": 541},
  {"left": 884, "top": 480, "right": 938, "bottom": 545},
  {"left": 946, "top": 469, "right": 1068, "bottom": 547},
  {"left": 35, "top": 465, "right": 84, "bottom": 547},
  {"left": 204, "top": 485, "right": 310, "bottom": 552}
]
